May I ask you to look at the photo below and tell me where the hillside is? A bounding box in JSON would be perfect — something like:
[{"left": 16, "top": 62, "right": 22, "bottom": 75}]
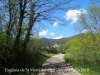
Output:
[{"left": 41, "top": 33, "right": 84, "bottom": 46}]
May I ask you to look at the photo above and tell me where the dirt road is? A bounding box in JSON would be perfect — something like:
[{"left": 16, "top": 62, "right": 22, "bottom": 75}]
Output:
[{"left": 37, "top": 54, "right": 81, "bottom": 75}]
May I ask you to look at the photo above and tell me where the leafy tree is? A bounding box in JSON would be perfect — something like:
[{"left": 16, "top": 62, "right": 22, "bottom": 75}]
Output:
[
  {"left": 90, "top": 0, "right": 100, "bottom": 4},
  {"left": 65, "top": 5, "right": 100, "bottom": 73},
  {"left": 69, "top": 34, "right": 99, "bottom": 64},
  {"left": 0, "top": 0, "right": 78, "bottom": 75},
  {"left": 76, "top": 4, "right": 100, "bottom": 49},
  {"left": 28, "top": 38, "right": 42, "bottom": 55}
]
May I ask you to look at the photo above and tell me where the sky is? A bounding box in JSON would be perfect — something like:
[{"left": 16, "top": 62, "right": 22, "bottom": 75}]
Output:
[
  {"left": 0, "top": 0, "right": 90, "bottom": 39},
  {"left": 37, "top": 0, "right": 90, "bottom": 39}
]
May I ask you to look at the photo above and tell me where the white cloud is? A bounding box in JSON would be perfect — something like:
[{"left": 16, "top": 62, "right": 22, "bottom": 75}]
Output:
[
  {"left": 64, "top": 9, "right": 87, "bottom": 24},
  {"left": 53, "top": 35, "right": 63, "bottom": 39},
  {"left": 81, "top": 29, "right": 88, "bottom": 33},
  {"left": 39, "top": 30, "right": 48, "bottom": 36},
  {"left": 50, "top": 32, "right": 55, "bottom": 35},
  {"left": 53, "top": 21, "right": 59, "bottom": 27}
]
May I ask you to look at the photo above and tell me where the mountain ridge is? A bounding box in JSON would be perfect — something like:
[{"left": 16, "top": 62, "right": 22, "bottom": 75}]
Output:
[{"left": 41, "top": 33, "right": 84, "bottom": 46}]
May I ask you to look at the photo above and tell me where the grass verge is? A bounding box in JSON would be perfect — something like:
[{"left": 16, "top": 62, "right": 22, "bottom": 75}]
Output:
[
  {"left": 33, "top": 52, "right": 56, "bottom": 68},
  {"left": 64, "top": 54, "right": 100, "bottom": 75},
  {"left": 16, "top": 52, "right": 55, "bottom": 75}
]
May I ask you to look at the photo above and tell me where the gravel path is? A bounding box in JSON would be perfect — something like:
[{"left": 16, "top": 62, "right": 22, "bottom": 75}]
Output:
[{"left": 37, "top": 54, "right": 81, "bottom": 75}]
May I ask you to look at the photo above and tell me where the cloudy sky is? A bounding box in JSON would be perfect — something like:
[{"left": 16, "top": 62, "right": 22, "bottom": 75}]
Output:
[{"left": 38, "top": 0, "right": 90, "bottom": 39}]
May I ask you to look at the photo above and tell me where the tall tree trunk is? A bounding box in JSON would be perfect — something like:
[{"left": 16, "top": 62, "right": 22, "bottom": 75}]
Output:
[
  {"left": 6, "top": 0, "right": 13, "bottom": 44},
  {"left": 13, "top": 0, "right": 26, "bottom": 50},
  {"left": 23, "top": 0, "right": 34, "bottom": 50}
]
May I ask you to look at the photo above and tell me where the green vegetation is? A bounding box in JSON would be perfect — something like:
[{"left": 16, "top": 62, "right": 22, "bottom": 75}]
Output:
[
  {"left": 1, "top": 0, "right": 100, "bottom": 75},
  {"left": 40, "top": 44, "right": 67, "bottom": 54},
  {"left": 64, "top": 34, "right": 100, "bottom": 75},
  {"left": 64, "top": 53, "right": 100, "bottom": 75},
  {"left": 33, "top": 52, "right": 55, "bottom": 68},
  {"left": 64, "top": 5, "right": 100, "bottom": 75},
  {"left": 41, "top": 38, "right": 69, "bottom": 46},
  {"left": 41, "top": 33, "right": 84, "bottom": 46},
  {"left": 0, "top": 0, "right": 76, "bottom": 75}
]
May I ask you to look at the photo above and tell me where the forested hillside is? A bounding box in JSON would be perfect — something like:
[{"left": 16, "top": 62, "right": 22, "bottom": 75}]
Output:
[{"left": 41, "top": 33, "right": 84, "bottom": 46}]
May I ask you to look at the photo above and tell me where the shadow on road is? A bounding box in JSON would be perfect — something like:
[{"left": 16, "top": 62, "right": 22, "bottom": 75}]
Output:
[{"left": 32, "top": 54, "right": 81, "bottom": 75}]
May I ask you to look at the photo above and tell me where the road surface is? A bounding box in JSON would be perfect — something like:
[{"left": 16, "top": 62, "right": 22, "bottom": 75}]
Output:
[{"left": 37, "top": 54, "right": 81, "bottom": 75}]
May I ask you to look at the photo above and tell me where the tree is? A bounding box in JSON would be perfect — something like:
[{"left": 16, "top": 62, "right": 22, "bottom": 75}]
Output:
[
  {"left": 76, "top": 5, "right": 100, "bottom": 48},
  {"left": 72, "top": 4, "right": 100, "bottom": 65},
  {"left": 0, "top": 0, "right": 78, "bottom": 50},
  {"left": 90, "top": 0, "right": 100, "bottom": 4},
  {"left": 77, "top": 5, "right": 100, "bottom": 34},
  {"left": 0, "top": 0, "right": 78, "bottom": 74}
]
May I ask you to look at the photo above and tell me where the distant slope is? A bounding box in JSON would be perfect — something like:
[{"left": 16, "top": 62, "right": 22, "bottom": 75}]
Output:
[
  {"left": 41, "top": 33, "right": 84, "bottom": 46},
  {"left": 41, "top": 38, "right": 69, "bottom": 46}
]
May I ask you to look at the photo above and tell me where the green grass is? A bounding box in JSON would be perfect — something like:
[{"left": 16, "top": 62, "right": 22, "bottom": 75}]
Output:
[
  {"left": 33, "top": 52, "right": 55, "bottom": 68},
  {"left": 16, "top": 52, "right": 55, "bottom": 75},
  {"left": 64, "top": 54, "right": 100, "bottom": 75}
]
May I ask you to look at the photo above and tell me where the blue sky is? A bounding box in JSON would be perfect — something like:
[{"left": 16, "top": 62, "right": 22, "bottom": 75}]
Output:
[
  {"left": 37, "top": 0, "right": 90, "bottom": 39},
  {"left": 0, "top": 0, "right": 90, "bottom": 39}
]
